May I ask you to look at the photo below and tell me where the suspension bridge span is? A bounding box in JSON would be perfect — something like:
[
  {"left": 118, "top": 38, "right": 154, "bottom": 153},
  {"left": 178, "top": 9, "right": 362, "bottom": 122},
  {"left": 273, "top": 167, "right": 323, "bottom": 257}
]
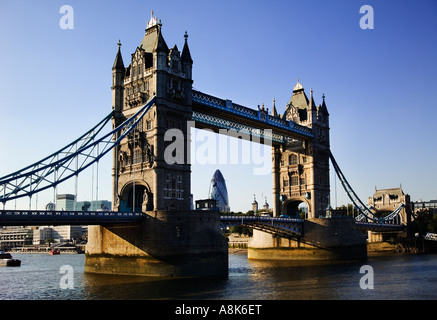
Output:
[
  {"left": 0, "top": 91, "right": 405, "bottom": 234},
  {"left": 0, "top": 90, "right": 405, "bottom": 235},
  {"left": 0, "top": 12, "right": 407, "bottom": 276}
]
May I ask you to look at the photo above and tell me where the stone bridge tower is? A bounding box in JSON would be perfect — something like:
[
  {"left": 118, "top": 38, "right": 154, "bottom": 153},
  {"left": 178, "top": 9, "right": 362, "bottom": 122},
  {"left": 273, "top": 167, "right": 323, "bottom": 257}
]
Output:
[
  {"left": 272, "top": 80, "right": 330, "bottom": 219},
  {"left": 111, "top": 12, "right": 193, "bottom": 213},
  {"left": 86, "top": 12, "right": 228, "bottom": 277},
  {"left": 252, "top": 84, "right": 367, "bottom": 260},
  {"left": 367, "top": 187, "right": 411, "bottom": 225}
]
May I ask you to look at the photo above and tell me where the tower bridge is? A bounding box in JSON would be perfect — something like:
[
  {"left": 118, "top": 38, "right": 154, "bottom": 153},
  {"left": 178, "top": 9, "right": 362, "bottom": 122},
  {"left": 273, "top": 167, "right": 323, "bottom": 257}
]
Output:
[{"left": 0, "top": 12, "right": 407, "bottom": 276}]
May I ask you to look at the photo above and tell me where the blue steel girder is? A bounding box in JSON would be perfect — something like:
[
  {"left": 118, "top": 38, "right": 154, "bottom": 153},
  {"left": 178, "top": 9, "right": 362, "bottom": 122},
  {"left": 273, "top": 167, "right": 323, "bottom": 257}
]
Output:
[
  {"left": 355, "top": 221, "right": 405, "bottom": 232},
  {"left": 0, "top": 96, "right": 156, "bottom": 204},
  {"left": 220, "top": 215, "right": 304, "bottom": 238},
  {"left": 192, "top": 111, "right": 286, "bottom": 144},
  {"left": 192, "top": 90, "right": 313, "bottom": 144},
  {"left": 0, "top": 210, "right": 144, "bottom": 226}
]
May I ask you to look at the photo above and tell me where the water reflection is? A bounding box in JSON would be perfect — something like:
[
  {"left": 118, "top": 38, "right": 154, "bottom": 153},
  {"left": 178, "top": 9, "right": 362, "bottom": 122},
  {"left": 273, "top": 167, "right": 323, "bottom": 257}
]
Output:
[
  {"left": 81, "top": 253, "right": 373, "bottom": 300},
  {"left": 239, "top": 256, "right": 367, "bottom": 300},
  {"left": 2, "top": 252, "right": 437, "bottom": 299},
  {"left": 83, "top": 272, "right": 230, "bottom": 300}
]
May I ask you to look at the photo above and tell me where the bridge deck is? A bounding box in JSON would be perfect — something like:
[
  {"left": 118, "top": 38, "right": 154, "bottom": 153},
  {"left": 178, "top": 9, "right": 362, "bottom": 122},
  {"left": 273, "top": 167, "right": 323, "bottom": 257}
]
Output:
[
  {"left": 355, "top": 221, "right": 405, "bottom": 232},
  {"left": 0, "top": 210, "right": 404, "bottom": 234},
  {"left": 0, "top": 210, "right": 143, "bottom": 226}
]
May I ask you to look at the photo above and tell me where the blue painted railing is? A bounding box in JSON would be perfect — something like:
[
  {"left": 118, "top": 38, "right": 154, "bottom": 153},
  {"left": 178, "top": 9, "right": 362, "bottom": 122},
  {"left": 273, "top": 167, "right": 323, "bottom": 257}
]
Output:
[{"left": 192, "top": 90, "right": 313, "bottom": 139}]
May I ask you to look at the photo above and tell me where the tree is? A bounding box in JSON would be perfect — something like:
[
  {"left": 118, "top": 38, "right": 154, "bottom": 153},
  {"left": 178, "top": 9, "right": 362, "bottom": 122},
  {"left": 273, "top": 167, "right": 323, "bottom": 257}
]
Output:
[
  {"left": 411, "top": 209, "right": 437, "bottom": 236},
  {"left": 229, "top": 225, "right": 253, "bottom": 237}
]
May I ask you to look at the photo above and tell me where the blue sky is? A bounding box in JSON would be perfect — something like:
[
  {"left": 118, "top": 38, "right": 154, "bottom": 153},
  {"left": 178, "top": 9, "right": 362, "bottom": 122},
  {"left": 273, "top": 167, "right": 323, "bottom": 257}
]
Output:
[{"left": 0, "top": 0, "right": 436, "bottom": 212}]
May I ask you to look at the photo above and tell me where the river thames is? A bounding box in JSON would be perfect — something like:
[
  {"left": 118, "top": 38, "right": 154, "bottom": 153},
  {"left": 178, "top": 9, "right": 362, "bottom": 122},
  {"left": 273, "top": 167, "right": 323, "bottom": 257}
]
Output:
[{"left": 1, "top": 251, "right": 437, "bottom": 300}]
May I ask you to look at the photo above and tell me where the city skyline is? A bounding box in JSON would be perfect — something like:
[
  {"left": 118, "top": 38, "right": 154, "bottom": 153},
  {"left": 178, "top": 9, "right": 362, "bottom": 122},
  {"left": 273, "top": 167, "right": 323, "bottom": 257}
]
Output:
[{"left": 1, "top": 1, "right": 436, "bottom": 212}]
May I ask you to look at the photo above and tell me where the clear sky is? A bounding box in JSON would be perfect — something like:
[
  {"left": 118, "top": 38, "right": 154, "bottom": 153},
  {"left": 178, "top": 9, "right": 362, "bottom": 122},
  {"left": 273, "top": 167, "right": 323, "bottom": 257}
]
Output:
[{"left": 1, "top": 0, "right": 436, "bottom": 212}]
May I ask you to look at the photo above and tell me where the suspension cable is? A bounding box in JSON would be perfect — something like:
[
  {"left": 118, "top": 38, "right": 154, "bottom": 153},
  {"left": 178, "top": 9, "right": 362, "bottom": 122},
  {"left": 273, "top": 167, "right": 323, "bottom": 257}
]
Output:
[
  {"left": 0, "top": 96, "right": 155, "bottom": 205},
  {"left": 329, "top": 151, "right": 402, "bottom": 223}
]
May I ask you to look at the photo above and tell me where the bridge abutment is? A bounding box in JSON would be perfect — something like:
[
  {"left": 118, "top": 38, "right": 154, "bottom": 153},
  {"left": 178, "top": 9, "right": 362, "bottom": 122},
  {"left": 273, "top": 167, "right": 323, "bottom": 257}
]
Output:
[
  {"left": 85, "top": 211, "right": 228, "bottom": 277},
  {"left": 248, "top": 217, "right": 367, "bottom": 261}
]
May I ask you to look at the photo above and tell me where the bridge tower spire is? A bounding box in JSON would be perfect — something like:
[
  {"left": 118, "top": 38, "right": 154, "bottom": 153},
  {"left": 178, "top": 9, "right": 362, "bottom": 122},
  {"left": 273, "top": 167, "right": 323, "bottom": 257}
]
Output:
[
  {"left": 111, "top": 40, "right": 125, "bottom": 211},
  {"left": 112, "top": 40, "right": 124, "bottom": 114}
]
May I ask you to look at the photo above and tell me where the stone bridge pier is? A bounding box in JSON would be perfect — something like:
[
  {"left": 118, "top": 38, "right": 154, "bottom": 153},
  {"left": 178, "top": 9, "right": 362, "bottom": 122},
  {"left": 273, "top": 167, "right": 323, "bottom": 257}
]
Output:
[
  {"left": 248, "top": 217, "right": 367, "bottom": 261},
  {"left": 85, "top": 211, "right": 228, "bottom": 276}
]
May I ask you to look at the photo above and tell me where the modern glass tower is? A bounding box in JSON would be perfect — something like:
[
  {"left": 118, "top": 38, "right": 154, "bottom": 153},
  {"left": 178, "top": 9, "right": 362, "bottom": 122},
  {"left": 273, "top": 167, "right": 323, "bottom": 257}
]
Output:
[{"left": 208, "top": 170, "right": 230, "bottom": 212}]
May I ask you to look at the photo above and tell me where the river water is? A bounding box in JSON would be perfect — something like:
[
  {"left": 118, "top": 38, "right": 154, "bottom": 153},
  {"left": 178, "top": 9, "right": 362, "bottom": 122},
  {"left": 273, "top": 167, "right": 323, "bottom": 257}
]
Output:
[{"left": 1, "top": 252, "right": 437, "bottom": 300}]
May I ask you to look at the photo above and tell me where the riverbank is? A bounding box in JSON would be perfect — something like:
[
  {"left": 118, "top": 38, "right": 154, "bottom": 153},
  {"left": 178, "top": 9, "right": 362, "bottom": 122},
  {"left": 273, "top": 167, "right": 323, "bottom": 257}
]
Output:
[
  {"left": 8, "top": 250, "right": 83, "bottom": 254},
  {"left": 7, "top": 245, "right": 85, "bottom": 254},
  {"left": 229, "top": 239, "right": 437, "bottom": 257},
  {"left": 228, "top": 248, "right": 247, "bottom": 254},
  {"left": 368, "top": 238, "right": 437, "bottom": 255}
]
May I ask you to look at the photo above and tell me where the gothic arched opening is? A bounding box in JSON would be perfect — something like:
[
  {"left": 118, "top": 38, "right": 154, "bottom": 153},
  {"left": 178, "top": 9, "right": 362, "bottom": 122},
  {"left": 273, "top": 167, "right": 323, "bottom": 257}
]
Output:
[
  {"left": 127, "top": 185, "right": 146, "bottom": 212},
  {"left": 284, "top": 200, "right": 308, "bottom": 219},
  {"left": 119, "top": 183, "right": 153, "bottom": 212}
]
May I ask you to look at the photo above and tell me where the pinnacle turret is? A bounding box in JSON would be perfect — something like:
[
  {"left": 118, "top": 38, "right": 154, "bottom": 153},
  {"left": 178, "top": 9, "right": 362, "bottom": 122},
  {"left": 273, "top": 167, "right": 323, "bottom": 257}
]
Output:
[
  {"left": 112, "top": 40, "right": 124, "bottom": 70},
  {"left": 181, "top": 31, "right": 193, "bottom": 63}
]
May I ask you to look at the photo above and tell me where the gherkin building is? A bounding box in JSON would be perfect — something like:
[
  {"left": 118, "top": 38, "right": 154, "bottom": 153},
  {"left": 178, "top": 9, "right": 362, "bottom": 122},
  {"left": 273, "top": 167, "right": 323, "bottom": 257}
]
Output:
[{"left": 208, "top": 170, "right": 230, "bottom": 212}]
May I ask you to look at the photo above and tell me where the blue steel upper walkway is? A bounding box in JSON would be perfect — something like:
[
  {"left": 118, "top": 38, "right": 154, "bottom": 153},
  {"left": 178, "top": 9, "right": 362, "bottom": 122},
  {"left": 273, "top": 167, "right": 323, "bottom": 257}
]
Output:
[{"left": 192, "top": 90, "right": 313, "bottom": 144}]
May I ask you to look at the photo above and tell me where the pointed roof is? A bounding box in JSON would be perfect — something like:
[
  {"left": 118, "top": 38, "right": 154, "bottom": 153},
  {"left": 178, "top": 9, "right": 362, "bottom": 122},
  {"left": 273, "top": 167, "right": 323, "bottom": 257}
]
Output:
[
  {"left": 169, "top": 44, "right": 180, "bottom": 56},
  {"left": 308, "top": 89, "right": 316, "bottom": 111},
  {"left": 294, "top": 78, "right": 303, "bottom": 91},
  {"left": 139, "top": 11, "right": 168, "bottom": 53},
  {"left": 287, "top": 78, "right": 309, "bottom": 110},
  {"left": 112, "top": 40, "right": 124, "bottom": 70},
  {"left": 146, "top": 10, "right": 158, "bottom": 29},
  {"left": 320, "top": 94, "right": 329, "bottom": 116},
  {"left": 271, "top": 98, "right": 278, "bottom": 117},
  {"left": 283, "top": 78, "right": 312, "bottom": 121},
  {"left": 181, "top": 31, "right": 193, "bottom": 63},
  {"left": 252, "top": 194, "right": 258, "bottom": 205}
]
